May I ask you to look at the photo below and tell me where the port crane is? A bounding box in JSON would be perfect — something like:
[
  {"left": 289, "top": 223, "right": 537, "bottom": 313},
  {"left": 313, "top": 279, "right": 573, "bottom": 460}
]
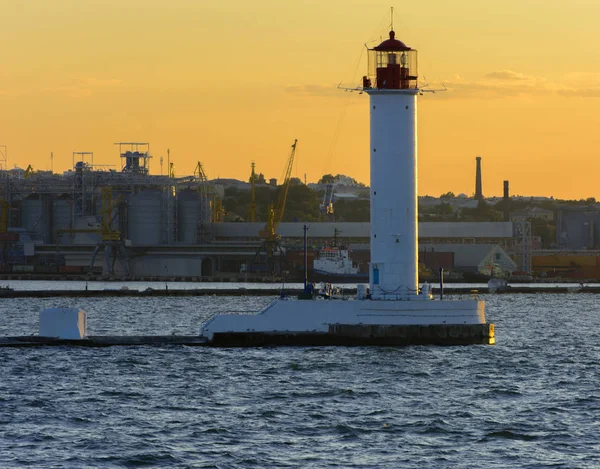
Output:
[
  {"left": 250, "top": 139, "right": 298, "bottom": 274},
  {"left": 194, "top": 161, "right": 208, "bottom": 182},
  {"left": 89, "top": 186, "right": 130, "bottom": 275},
  {"left": 193, "top": 160, "right": 217, "bottom": 242},
  {"left": 260, "top": 139, "right": 297, "bottom": 242},
  {"left": 319, "top": 183, "right": 335, "bottom": 221},
  {"left": 24, "top": 165, "right": 34, "bottom": 179},
  {"left": 57, "top": 187, "right": 130, "bottom": 276}
]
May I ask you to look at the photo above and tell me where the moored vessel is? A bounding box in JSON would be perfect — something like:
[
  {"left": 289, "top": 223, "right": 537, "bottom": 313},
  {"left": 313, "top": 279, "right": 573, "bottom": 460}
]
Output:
[{"left": 310, "top": 245, "right": 368, "bottom": 283}]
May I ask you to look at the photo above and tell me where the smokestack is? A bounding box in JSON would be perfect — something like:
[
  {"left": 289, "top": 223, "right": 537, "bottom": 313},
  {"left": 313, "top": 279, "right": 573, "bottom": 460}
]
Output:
[
  {"left": 503, "top": 180, "right": 510, "bottom": 221},
  {"left": 475, "top": 156, "right": 483, "bottom": 200}
]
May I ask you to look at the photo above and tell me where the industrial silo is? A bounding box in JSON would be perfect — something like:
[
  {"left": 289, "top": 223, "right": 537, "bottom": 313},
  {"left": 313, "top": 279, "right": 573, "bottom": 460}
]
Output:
[
  {"left": 52, "top": 195, "right": 72, "bottom": 244},
  {"left": 178, "top": 189, "right": 201, "bottom": 244},
  {"left": 21, "top": 195, "right": 50, "bottom": 242},
  {"left": 127, "top": 190, "right": 163, "bottom": 245}
]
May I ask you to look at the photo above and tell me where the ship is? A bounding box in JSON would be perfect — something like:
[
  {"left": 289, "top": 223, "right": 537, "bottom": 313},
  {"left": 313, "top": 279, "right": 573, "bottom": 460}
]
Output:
[{"left": 310, "top": 246, "right": 368, "bottom": 283}]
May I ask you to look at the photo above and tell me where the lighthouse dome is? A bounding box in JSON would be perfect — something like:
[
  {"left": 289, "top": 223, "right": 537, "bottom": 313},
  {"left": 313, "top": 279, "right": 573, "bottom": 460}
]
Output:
[{"left": 374, "top": 30, "right": 411, "bottom": 51}]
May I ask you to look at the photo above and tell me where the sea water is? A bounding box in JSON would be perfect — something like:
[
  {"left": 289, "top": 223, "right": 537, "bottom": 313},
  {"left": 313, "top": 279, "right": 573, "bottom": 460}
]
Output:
[{"left": 0, "top": 293, "right": 598, "bottom": 468}]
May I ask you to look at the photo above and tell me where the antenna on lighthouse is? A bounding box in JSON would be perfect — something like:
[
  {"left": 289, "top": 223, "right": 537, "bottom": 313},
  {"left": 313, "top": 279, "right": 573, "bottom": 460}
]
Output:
[{"left": 390, "top": 6, "right": 394, "bottom": 31}]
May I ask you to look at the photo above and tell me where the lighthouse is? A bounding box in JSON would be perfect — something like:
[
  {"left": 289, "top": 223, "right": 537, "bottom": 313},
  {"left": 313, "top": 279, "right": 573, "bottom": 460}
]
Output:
[
  {"left": 362, "top": 30, "right": 420, "bottom": 300},
  {"left": 198, "top": 24, "right": 494, "bottom": 347}
]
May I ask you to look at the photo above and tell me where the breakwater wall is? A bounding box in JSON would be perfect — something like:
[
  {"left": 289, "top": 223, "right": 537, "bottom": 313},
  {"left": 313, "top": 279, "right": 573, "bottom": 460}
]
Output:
[{"left": 0, "top": 286, "right": 598, "bottom": 298}]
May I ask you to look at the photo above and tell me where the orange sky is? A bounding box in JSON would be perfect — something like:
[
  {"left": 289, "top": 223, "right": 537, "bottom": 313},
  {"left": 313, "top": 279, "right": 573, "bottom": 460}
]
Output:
[{"left": 1, "top": 0, "right": 599, "bottom": 199}]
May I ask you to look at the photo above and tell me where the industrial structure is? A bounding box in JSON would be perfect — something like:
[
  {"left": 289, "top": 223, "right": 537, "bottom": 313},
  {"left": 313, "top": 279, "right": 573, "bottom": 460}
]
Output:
[
  {"left": 5, "top": 134, "right": 597, "bottom": 283},
  {"left": 475, "top": 156, "right": 483, "bottom": 201},
  {"left": 0, "top": 141, "right": 536, "bottom": 281},
  {"left": 0, "top": 143, "right": 219, "bottom": 277}
]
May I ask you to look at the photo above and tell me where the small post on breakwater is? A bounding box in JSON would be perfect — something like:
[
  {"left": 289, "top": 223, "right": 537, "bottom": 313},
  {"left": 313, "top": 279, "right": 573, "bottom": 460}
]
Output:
[
  {"left": 303, "top": 224, "right": 309, "bottom": 294},
  {"left": 439, "top": 267, "right": 444, "bottom": 300}
]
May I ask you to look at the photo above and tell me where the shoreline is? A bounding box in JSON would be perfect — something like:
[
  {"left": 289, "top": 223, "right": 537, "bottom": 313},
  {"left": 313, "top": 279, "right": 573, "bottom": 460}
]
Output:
[
  {"left": 0, "top": 273, "right": 595, "bottom": 285},
  {"left": 0, "top": 285, "right": 595, "bottom": 298}
]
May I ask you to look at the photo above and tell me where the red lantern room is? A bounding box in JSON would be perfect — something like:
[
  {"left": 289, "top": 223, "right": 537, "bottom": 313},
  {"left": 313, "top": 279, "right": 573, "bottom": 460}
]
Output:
[{"left": 362, "top": 30, "right": 418, "bottom": 90}]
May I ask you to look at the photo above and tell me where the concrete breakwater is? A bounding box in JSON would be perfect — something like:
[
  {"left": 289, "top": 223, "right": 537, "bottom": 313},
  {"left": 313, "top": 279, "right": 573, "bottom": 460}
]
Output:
[
  {"left": 0, "top": 335, "right": 210, "bottom": 347},
  {"left": 0, "top": 285, "right": 598, "bottom": 298},
  {"left": 0, "top": 325, "right": 494, "bottom": 348}
]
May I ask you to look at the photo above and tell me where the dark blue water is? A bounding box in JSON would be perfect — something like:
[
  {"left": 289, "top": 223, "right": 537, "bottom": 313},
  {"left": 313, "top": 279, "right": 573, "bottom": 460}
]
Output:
[{"left": 1, "top": 294, "right": 599, "bottom": 468}]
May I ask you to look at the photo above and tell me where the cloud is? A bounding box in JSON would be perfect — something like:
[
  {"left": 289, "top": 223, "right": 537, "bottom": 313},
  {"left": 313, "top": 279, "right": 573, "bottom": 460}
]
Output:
[
  {"left": 284, "top": 83, "right": 351, "bottom": 98},
  {"left": 436, "top": 69, "right": 600, "bottom": 99},
  {"left": 556, "top": 73, "right": 600, "bottom": 96},
  {"left": 557, "top": 88, "right": 600, "bottom": 98},
  {"left": 485, "top": 70, "right": 537, "bottom": 81},
  {"left": 438, "top": 74, "right": 553, "bottom": 99},
  {"left": 562, "top": 72, "right": 600, "bottom": 82}
]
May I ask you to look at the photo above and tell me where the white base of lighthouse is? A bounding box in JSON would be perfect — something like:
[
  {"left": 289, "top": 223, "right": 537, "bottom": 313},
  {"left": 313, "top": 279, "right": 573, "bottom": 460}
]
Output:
[{"left": 199, "top": 295, "right": 493, "bottom": 346}]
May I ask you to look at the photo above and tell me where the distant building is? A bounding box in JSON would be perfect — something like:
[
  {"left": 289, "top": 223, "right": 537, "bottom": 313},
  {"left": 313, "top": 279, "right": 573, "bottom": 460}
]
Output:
[
  {"left": 421, "top": 243, "right": 517, "bottom": 276},
  {"left": 556, "top": 208, "right": 600, "bottom": 250}
]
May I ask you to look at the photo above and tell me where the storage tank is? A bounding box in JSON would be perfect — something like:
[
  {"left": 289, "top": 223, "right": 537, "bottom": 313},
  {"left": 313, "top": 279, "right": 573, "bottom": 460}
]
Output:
[
  {"left": 21, "top": 195, "right": 49, "bottom": 242},
  {"left": 127, "top": 190, "right": 163, "bottom": 245},
  {"left": 52, "top": 195, "right": 72, "bottom": 243},
  {"left": 178, "top": 189, "right": 201, "bottom": 244}
]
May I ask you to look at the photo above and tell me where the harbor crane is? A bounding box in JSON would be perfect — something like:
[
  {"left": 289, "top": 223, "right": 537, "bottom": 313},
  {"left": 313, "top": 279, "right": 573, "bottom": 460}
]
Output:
[
  {"left": 57, "top": 186, "right": 130, "bottom": 276},
  {"left": 89, "top": 186, "right": 130, "bottom": 275},
  {"left": 194, "top": 161, "right": 208, "bottom": 182},
  {"left": 260, "top": 139, "right": 297, "bottom": 242},
  {"left": 24, "top": 165, "right": 34, "bottom": 179},
  {"left": 251, "top": 139, "right": 298, "bottom": 274},
  {"left": 319, "top": 183, "right": 335, "bottom": 221}
]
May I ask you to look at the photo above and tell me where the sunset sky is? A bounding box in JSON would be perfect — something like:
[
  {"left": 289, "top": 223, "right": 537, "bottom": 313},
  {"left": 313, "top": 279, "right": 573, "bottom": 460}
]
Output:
[{"left": 1, "top": 0, "right": 599, "bottom": 199}]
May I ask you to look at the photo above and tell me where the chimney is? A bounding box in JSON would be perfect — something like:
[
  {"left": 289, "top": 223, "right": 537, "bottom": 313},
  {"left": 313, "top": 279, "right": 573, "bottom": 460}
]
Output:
[
  {"left": 503, "top": 180, "right": 510, "bottom": 221},
  {"left": 475, "top": 156, "right": 483, "bottom": 200}
]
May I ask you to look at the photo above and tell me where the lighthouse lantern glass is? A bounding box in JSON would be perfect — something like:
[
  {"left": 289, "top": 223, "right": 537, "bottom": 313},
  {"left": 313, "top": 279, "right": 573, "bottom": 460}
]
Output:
[{"left": 366, "top": 48, "right": 418, "bottom": 90}]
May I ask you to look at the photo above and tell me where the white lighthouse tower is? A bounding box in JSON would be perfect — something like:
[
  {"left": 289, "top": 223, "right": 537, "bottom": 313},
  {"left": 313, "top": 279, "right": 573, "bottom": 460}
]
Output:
[{"left": 363, "top": 30, "right": 420, "bottom": 300}]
